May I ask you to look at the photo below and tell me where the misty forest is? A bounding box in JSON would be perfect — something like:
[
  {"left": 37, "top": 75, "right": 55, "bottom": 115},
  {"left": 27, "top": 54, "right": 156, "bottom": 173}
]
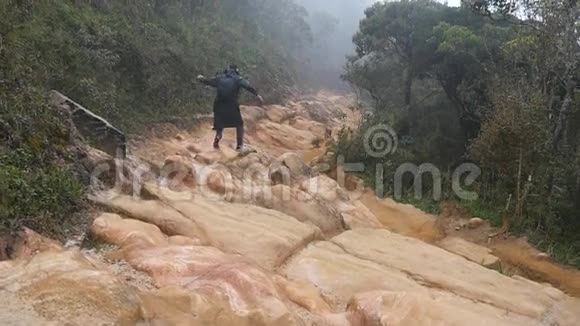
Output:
[{"left": 1, "top": 0, "right": 580, "bottom": 274}]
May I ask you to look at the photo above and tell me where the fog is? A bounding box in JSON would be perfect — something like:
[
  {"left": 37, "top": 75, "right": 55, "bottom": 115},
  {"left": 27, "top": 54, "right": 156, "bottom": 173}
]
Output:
[
  {"left": 294, "top": 0, "right": 461, "bottom": 90},
  {"left": 295, "top": 0, "right": 376, "bottom": 90}
]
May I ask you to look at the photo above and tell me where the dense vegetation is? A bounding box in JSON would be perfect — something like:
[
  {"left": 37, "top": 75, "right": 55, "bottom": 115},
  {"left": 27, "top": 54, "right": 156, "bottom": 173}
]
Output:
[
  {"left": 0, "top": 0, "right": 314, "bottom": 237},
  {"left": 339, "top": 0, "right": 580, "bottom": 266}
]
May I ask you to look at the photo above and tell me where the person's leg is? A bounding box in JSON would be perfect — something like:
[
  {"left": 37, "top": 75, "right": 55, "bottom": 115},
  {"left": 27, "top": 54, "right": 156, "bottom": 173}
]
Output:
[
  {"left": 214, "top": 128, "right": 223, "bottom": 149},
  {"left": 236, "top": 125, "right": 244, "bottom": 150}
]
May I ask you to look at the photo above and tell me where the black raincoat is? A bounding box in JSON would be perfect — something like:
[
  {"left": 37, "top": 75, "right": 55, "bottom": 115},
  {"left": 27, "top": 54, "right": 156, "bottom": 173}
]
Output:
[{"left": 200, "top": 70, "right": 258, "bottom": 130}]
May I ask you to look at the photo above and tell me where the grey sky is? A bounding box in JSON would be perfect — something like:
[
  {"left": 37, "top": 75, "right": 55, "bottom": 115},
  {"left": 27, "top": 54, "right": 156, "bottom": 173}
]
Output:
[
  {"left": 436, "top": 0, "right": 462, "bottom": 7},
  {"left": 375, "top": 0, "right": 462, "bottom": 7}
]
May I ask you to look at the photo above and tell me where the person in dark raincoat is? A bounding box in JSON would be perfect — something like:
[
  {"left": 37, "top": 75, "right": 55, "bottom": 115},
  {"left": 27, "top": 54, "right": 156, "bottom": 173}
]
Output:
[{"left": 197, "top": 64, "right": 263, "bottom": 151}]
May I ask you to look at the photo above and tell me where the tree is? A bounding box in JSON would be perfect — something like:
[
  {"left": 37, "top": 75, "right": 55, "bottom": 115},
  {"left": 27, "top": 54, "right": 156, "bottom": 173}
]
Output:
[{"left": 353, "top": 0, "right": 444, "bottom": 109}]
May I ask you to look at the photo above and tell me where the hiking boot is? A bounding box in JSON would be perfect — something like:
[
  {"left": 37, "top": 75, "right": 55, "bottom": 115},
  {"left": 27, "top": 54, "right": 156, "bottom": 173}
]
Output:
[{"left": 213, "top": 140, "right": 220, "bottom": 150}]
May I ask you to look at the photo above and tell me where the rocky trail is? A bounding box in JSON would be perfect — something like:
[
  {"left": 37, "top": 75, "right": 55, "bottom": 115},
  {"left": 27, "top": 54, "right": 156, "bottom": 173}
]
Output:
[{"left": 1, "top": 91, "right": 580, "bottom": 325}]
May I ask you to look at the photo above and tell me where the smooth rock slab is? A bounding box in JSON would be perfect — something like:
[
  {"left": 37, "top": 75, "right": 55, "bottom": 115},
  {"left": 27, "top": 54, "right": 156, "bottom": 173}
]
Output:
[
  {"left": 283, "top": 229, "right": 580, "bottom": 325},
  {"left": 0, "top": 250, "right": 141, "bottom": 325},
  {"left": 127, "top": 245, "right": 302, "bottom": 326},
  {"left": 93, "top": 194, "right": 208, "bottom": 241},
  {"left": 438, "top": 237, "right": 500, "bottom": 269},
  {"left": 329, "top": 229, "right": 560, "bottom": 319},
  {"left": 145, "top": 184, "right": 322, "bottom": 270},
  {"left": 347, "top": 291, "right": 534, "bottom": 326}
]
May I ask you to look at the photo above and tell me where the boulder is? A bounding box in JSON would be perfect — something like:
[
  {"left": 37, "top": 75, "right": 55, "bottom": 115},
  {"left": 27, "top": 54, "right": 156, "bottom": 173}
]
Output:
[
  {"left": 206, "top": 169, "right": 234, "bottom": 195},
  {"left": 91, "top": 193, "right": 208, "bottom": 241},
  {"left": 91, "top": 213, "right": 167, "bottom": 250},
  {"left": 275, "top": 152, "right": 312, "bottom": 178}
]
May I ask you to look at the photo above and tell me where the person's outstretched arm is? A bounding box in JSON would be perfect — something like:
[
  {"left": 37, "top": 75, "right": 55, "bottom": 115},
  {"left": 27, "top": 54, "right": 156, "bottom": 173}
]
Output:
[
  {"left": 240, "top": 78, "right": 264, "bottom": 104},
  {"left": 197, "top": 74, "right": 219, "bottom": 88}
]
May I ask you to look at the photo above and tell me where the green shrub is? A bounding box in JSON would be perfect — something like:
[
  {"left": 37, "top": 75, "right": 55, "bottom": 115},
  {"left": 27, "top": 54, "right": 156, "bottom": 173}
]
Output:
[{"left": 0, "top": 160, "right": 83, "bottom": 236}]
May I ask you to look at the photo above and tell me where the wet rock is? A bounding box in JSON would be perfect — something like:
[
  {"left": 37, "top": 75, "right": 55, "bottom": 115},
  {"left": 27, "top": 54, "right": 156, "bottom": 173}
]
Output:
[
  {"left": 281, "top": 229, "right": 580, "bottom": 324},
  {"left": 245, "top": 185, "right": 346, "bottom": 236},
  {"left": 339, "top": 201, "right": 383, "bottom": 229},
  {"left": 92, "top": 193, "right": 208, "bottom": 241},
  {"left": 438, "top": 237, "right": 500, "bottom": 269},
  {"left": 145, "top": 184, "right": 322, "bottom": 270},
  {"left": 236, "top": 153, "right": 264, "bottom": 169},
  {"left": 269, "top": 164, "right": 291, "bottom": 185},
  {"left": 206, "top": 169, "right": 232, "bottom": 195},
  {"left": 347, "top": 291, "right": 533, "bottom": 326},
  {"left": 283, "top": 240, "right": 424, "bottom": 308},
  {"left": 275, "top": 152, "right": 312, "bottom": 178},
  {"left": 168, "top": 235, "right": 204, "bottom": 246},
  {"left": 300, "top": 176, "right": 381, "bottom": 229},
  {"left": 140, "top": 286, "right": 274, "bottom": 326},
  {"left": 273, "top": 275, "right": 332, "bottom": 314},
  {"left": 127, "top": 246, "right": 303, "bottom": 326},
  {"left": 290, "top": 118, "right": 327, "bottom": 138},
  {"left": 256, "top": 121, "right": 317, "bottom": 151},
  {"left": 195, "top": 151, "right": 222, "bottom": 165},
  {"left": 186, "top": 143, "right": 203, "bottom": 153},
  {"left": 297, "top": 101, "right": 332, "bottom": 124},
  {"left": 300, "top": 176, "right": 349, "bottom": 202},
  {"left": 91, "top": 213, "right": 167, "bottom": 250},
  {"left": 329, "top": 229, "right": 559, "bottom": 319},
  {"left": 266, "top": 105, "right": 296, "bottom": 123},
  {"left": 241, "top": 105, "right": 266, "bottom": 131},
  {"left": 0, "top": 250, "right": 141, "bottom": 325},
  {"left": 163, "top": 155, "right": 196, "bottom": 189}
]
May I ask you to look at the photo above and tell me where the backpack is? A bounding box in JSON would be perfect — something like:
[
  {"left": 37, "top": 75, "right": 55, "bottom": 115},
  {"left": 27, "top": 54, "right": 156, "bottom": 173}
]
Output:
[{"left": 216, "top": 73, "right": 239, "bottom": 101}]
